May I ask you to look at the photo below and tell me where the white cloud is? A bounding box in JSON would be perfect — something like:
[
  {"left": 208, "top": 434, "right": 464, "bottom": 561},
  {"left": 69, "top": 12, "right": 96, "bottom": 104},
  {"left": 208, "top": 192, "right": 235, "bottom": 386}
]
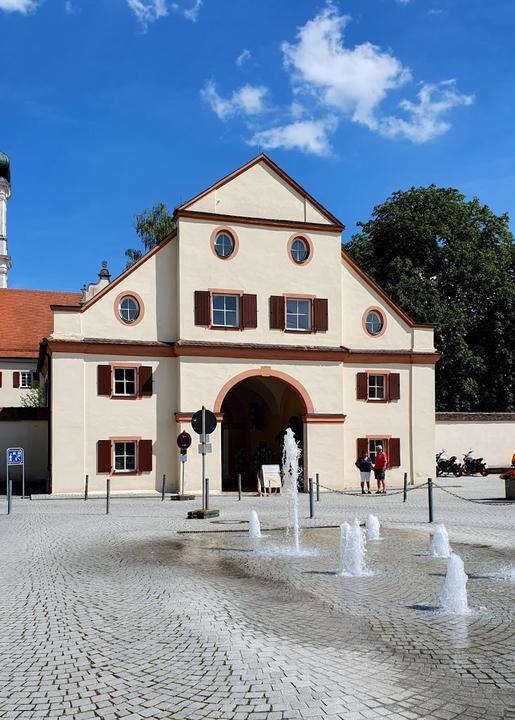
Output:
[
  {"left": 282, "top": 4, "right": 411, "bottom": 129},
  {"left": 127, "top": 0, "right": 167, "bottom": 29},
  {"left": 182, "top": 0, "right": 202, "bottom": 21},
  {"left": 379, "top": 80, "right": 474, "bottom": 143},
  {"left": 249, "top": 118, "right": 336, "bottom": 156},
  {"left": 236, "top": 49, "right": 252, "bottom": 68},
  {"left": 0, "top": 0, "right": 38, "bottom": 12},
  {"left": 201, "top": 81, "right": 268, "bottom": 120}
]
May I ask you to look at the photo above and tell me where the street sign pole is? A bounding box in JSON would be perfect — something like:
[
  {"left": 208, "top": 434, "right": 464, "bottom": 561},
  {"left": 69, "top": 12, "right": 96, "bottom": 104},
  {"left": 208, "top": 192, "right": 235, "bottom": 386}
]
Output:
[
  {"left": 187, "top": 406, "right": 219, "bottom": 519},
  {"left": 201, "top": 406, "right": 206, "bottom": 509}
]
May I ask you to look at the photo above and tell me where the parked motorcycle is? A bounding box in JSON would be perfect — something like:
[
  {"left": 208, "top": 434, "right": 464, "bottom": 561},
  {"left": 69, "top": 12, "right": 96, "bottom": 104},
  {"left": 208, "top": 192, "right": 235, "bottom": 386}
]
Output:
[
  {"left": 436, "top": 450, "right": 462, "bottom": 477},
  {"left": 461, "top": 449, "right": 488, "bottom": 476}
]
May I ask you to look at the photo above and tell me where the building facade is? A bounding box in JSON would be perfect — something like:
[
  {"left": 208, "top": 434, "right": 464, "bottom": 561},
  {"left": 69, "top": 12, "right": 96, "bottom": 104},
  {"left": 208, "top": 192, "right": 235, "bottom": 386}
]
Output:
[{"left": 39, "top": 155, "right": 438, "bottom": 495}]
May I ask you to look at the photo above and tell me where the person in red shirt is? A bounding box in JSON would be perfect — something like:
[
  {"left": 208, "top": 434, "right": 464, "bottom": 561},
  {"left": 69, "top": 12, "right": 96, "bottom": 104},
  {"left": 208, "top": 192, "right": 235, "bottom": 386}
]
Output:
[{"left": 373, "top": 445, "right": 388, "bottom": 494}]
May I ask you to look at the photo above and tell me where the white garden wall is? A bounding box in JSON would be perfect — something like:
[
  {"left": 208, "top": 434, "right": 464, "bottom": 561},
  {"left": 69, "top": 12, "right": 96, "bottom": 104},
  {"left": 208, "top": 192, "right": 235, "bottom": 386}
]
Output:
[{"left": 435, "top": 413, "right": 514, "bottom": 468}]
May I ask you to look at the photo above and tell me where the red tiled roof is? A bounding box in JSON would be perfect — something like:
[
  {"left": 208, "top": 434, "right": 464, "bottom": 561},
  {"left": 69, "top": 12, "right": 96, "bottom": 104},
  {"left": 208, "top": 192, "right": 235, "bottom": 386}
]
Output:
[{"left": 0, "top": 289, "right": 82, "bottom": 358}]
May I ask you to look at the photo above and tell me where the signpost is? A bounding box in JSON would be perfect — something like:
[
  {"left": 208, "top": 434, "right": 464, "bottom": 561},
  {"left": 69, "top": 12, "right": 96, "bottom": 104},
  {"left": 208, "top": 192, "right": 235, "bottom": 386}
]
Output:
[
  {"left": 171, "top": 431, "right": 195, "bottom": 501},
  {"left": 6, "top": 447, "right": 25, "bottom": 500},
  {"left": 187, "top": 407, "right": 220, "bottom": 519}
]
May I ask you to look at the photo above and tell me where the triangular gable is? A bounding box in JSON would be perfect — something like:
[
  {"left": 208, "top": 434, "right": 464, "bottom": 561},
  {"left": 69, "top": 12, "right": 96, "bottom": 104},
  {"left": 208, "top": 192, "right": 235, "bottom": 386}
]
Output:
[{"left": 177, "top": 154, "right": 344, "bottom": 228}]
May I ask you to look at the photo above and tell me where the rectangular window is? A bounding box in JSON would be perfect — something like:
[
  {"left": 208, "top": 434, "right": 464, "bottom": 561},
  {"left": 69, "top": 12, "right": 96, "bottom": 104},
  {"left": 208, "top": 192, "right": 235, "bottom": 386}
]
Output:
[
  {"left": 211, "top": 294, "right": 239, "bottom": 327},
  {"left": 285, "top": 298, "right": 311, "bottom": 331},
  {"left": 20, "top": 371, "right": 33, "bottom": 389},
  {"left": 114, "top": 441, "right": 136, "bottom": 473},
  {"left": 113, "top": 367, "right": 137, "bottom": 396},
  {"left": 369, "top": 439, "right": 385, "bottom": 463},
  {"left": 368, "top": 374, "right": 385, "bottom": 400}
]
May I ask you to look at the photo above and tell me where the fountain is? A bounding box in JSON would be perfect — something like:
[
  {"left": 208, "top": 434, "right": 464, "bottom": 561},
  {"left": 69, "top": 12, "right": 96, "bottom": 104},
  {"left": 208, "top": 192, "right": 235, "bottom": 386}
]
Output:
[
  {"left": 249, "top": 510, "right": 262, "bottom": 539},
  {"left": 366, "top": 514, "right": 380, "bottom": 540},
  {"left": 338, "top": 522, "right": 350, "bottom": 573},
  {"left": 340, "top": 518, "right": 366, "bottom": 576},
  {"left": 282, "top": 427, "right": 301, "bottom": 553},
  {"left": 439, "top": 553, "right": 470, "bottom": 614},
  {"left": 430, "top": 523, "right": 451, "bottom": 558}
]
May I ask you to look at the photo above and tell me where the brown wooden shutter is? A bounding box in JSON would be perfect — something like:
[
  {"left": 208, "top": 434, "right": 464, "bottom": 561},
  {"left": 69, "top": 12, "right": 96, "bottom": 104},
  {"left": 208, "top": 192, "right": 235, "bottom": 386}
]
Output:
[
  {"left": 313, "top": 298, "right": 328, "bottom": 332},
  {"left": 97, "top": 440, "right": 112, "bottom": 473},
  {"left": 389, "top": 438, "right": 401, "bottom": 467},
  {"left": 32, "top": 372, "right": 40, "bottom": 389},
  {"left": 241, "top": 294, "right": 257, "bottom": 329},
  {"left": 269, "top": 296, "right": 285, "bottom": 330},
  {"left": 356, "top": 372, "right": 368, "bottom": 400},
  {"left": 97, "top": 365, "right": 111, "bottom": 396},
  {"left": 357, "top": 438, "right": 368, "bottom": 458},
  {"left": 139, "top": 366, "right": 153, "bottom": 397},
  {"left": 0, "top": 372, "right": 2, "bottom": 388},
  {"left": 13, "top": 372, "right": 20, "bottom": 388},
  {"left": 388, "top": 373, "right": 400, "bottom": 401},
  {"left": 138, "top": 439, "right": 153, "bottom": 472},
  {"left": 194, "top": 291, "right": 210, "bottom": 326}
]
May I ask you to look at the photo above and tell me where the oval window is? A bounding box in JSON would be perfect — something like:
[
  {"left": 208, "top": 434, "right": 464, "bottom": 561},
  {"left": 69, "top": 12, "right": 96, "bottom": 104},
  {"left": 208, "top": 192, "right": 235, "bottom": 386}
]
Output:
[
  {"left": 365, "top": 310, "right": 384, "bottom": 336},
  {"left": 290, "top": 237, "right": 309, "bottom": 264},
  {"left": 119, "top": 296, "right": 140, "bottom": 324},
  {"left": 214, "top": 232, "right": 235, "bottom": 258}
]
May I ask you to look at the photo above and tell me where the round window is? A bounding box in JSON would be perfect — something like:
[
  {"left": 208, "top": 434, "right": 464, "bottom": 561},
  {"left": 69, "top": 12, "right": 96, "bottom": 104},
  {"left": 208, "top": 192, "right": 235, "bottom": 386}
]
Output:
[
  {"left": 365, "top": 310, "right": 384, "bottom": 336},
  {"left": 214, "top": 232, "right": 235, "bottom": 258},
  {"left": 290, "top": 237, "right": 309, "bottom": 264},
  {"left": 119, "top": 296, "right": 140, "bottom": 324}
]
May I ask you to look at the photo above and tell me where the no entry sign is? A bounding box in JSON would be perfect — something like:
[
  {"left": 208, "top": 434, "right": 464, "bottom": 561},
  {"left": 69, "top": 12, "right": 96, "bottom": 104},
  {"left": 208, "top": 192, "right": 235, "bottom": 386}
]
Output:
[{"left": 177, "top": 431, "right": 192, "bottom": 450}]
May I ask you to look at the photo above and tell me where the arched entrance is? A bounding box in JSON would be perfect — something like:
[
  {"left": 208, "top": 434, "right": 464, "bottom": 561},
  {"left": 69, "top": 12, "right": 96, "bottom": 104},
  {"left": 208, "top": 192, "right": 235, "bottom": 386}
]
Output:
[{"left": 216, "top": 371, "right": 310, "bottom": 492}]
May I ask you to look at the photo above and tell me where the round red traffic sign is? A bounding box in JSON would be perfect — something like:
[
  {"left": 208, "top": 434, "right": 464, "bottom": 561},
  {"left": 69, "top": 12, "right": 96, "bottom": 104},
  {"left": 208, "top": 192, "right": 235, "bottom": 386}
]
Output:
[{"left": 177, "top": 431, "right": 192, "bottom": 449}]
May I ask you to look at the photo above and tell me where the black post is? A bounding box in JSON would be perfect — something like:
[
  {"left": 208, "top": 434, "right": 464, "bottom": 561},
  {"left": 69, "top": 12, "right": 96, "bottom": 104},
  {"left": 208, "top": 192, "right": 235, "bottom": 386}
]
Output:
[
  {"left": 7, "top": 477, "right": 12, "bottom": 515},
  {"left": 403, "top": 472, "right": 407, "bottom": 503},
  {"left": 84, "top": 474, "right": 89, "bottom": 501},
  {"left": 316, "top": 473, "right": 320, "bottom": 502},
  {"left": 308, "top": 477, "right": 314, "bottom": 519},
  {"left": 161, "top": 474, "right": 166, "bottom": 501},
  {"left": 427, "top": 478, "right": 434, "bottom": 523},
  {"left": 205, "top": 477, "right": 210, "bottom": 510},
  {"left": 106, "top": 478, "right": 111, "bottom": 515},
  {"left": 237, "top": 473, "right": 242, "bottom": 501}
]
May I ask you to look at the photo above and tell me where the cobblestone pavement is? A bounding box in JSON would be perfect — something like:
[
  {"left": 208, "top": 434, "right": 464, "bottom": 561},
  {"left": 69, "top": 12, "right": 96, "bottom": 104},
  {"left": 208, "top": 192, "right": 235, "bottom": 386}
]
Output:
[{"left": 0, "top": 476, "right": 513, "bottom": 720}]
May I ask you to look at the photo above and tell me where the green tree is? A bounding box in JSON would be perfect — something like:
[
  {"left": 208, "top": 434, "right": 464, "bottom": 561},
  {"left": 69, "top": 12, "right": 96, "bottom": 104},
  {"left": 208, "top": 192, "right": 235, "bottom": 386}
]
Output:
[
  {"left": 125, "top": 202, "right": 175, "bottom": 268},
  {"left": 346, "top": 186, "right": 515, "bottom": 412},
  {"left": 20, "top": 384, "right": 46, "bottom": 408}
]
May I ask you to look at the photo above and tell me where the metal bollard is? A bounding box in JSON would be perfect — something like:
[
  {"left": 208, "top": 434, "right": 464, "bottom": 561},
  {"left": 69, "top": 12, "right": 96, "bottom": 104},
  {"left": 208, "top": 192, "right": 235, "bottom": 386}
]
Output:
[
  {"left": 316, "top": 473, "right": 320, "bottom": 502},
  {"left": 237, "top": 473, "right": 242, "bottom": 501},
  {"left": 161, "top": 474, "right": 166, "bottom": 501},
  {"left": 403, "top": 472, "right": 407, "bottom": 503},
  {"left": 427, "top": 478, "right": 434, "bottom": 523},
  {"left": 205, "top": 477, "right": 210, "bottom": 510},
  {"left": 84, "top": 474, "right": 89, "bottom": 501},
  {"left": 7, "top": 478, "right": 12, "bottom": 515},
  {"left": 106, "top": 478, "right": 111, "bottom": 515},
  {"left": 308, "top": 477, "right": 314, "bottom": 519}
]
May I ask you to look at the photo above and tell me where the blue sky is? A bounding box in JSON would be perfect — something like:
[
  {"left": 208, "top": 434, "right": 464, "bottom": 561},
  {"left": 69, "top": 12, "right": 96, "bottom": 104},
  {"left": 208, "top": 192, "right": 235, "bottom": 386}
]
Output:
[{"left": 1, "top": 0, "right": 514, "bottom": 291}]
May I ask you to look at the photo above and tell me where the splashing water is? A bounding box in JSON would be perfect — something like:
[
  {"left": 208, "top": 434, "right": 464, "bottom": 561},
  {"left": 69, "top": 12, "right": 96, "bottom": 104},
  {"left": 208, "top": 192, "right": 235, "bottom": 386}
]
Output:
[
  {"left": 341, "top": 518, "right": 366, "bottom": 576},
  {"left": 339, "top": 522, "right": 350, "bottom": 573},
  {"left": 366, "top": 514, "right": 380, "bottom": 540},
  {"left": 440, "top": 553, "right": 470, "bottom": 614},
  {"left": 430, "top": 523, "right": 451, "bottom": 558},
  {"left": 249, "top": 510, "right": 262, "bottom": 539},
  {"left": 282, "top": 427, "right": 301, "bottom": 553}
]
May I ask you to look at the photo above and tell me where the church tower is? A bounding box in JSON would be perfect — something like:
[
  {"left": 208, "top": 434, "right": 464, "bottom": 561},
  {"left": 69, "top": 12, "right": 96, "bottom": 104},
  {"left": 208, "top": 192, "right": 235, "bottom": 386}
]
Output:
[{"left": 0, "top": 151, "right": 12, "bottom": 288}]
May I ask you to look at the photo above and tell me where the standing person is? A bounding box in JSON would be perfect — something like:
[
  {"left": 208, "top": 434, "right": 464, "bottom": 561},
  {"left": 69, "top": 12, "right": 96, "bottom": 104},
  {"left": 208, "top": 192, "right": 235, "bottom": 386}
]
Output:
[
  {"left": 374, "top": 445, "right": 388, "bottom": 494},
  {"left": 355, "top": 449, "right": 372, "bottom": 494}
]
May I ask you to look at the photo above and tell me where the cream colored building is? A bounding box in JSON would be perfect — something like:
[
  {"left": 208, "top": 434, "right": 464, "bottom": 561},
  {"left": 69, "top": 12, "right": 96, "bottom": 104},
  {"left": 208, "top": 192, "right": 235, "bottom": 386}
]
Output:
[{"left": 40, "top": 155, "right": 439, "bottom": 495}]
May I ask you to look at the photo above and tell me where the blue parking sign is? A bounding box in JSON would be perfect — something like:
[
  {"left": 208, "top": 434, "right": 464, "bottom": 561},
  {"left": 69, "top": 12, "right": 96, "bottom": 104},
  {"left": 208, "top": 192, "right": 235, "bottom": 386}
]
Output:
[{"left": 7, "top": 448, "right": 24, "bottom": 465}]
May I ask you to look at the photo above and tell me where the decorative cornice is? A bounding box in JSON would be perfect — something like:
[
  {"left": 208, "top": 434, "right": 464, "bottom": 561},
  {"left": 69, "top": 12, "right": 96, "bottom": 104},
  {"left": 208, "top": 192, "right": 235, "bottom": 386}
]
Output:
[
  {"left": 436, "top": 412, "right": 515, "bottom": 422},
  {"left": 175, "top": 209, "right": 343, "bottom": 234},
  {"left": 303, "top": 413, "right": 346, "bottom": 424}
]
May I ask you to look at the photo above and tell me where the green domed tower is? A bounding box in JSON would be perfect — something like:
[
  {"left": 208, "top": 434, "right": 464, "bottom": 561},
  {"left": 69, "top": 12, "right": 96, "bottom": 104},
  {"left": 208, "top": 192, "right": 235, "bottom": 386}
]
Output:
[{"left": 0, "top": 150, "right": 12, "bottom": 288}]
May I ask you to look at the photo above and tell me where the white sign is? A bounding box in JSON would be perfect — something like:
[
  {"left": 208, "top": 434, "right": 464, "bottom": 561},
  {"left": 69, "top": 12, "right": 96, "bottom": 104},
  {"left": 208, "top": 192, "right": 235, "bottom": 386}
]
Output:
[
  {"left": 198, "top": 443, "right": 212, "bottom": 454},
  {"left": 261, "top": 464, "right": 281, "bottom": 488},
  {"left": 7, "top": 448, "right": 24, "bottom": 466}
]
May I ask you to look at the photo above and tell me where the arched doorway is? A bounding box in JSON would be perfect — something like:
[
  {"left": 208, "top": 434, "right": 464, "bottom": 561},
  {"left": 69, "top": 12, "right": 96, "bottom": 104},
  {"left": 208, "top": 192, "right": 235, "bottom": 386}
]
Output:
[{"left": 217, "top": 373, "right": 309, "bottom": 491}]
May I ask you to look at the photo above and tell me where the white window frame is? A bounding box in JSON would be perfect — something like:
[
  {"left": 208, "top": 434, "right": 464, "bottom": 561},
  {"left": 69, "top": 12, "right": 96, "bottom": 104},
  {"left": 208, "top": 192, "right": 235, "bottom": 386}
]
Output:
[
  {"left": 211, "top": 294, "right": 239, "bottom": 328},
  {"left": 112, "top": 367, "right": 137, "bottom": 397},
  {"left": 285, "top": 298, "right": 311, "bottom": 332},
  {"left": 20, "top": 371, "right": 33, "bottom": 389},
  {"left": 369, "top": 439, "right": 386, "bottom": 463},
  {"left": 368, "top": 374, "right": 386, "bottom": 400},
  {"left": 214, "top": 232, "right": 234, "bottom": 258},
  {"left": 113, "top": 441, "right": 137, "bottom": 473},
  {"left": 119, "top": 296, "right": 140, "bottom": 324},
  {"left": 365, "top": 311, "right": 383, "bottom": 336},
  {"left": 290, "top": 238, "right": 309, "bottom": 263}
]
